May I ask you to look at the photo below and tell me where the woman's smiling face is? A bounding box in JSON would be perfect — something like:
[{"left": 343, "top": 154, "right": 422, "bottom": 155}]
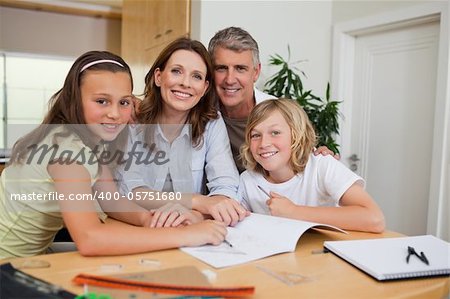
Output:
[{"left": 154, "top": 49, "right": 209, "bottom": 119}]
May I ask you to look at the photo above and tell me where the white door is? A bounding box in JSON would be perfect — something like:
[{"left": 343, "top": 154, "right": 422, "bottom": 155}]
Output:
[{"left": 350, "top": 21, "right": 439, "bottom": 236}]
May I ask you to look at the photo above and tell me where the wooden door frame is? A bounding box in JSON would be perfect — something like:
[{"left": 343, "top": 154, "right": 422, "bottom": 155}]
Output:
[{"left": 331, "top": 2, "right": 449, "bottom": 238}]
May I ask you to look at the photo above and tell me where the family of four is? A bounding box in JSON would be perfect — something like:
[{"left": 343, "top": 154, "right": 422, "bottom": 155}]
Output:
[{"left": 0, "top": 27, "right": 385, "bottom": 259}]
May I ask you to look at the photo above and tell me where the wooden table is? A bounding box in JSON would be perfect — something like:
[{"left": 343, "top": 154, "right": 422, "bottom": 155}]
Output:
[{"left": 2, "top": 229, "right": 449, "bottom": 298}]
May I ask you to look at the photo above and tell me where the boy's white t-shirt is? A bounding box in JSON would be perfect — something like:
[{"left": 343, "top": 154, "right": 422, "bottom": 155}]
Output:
[{"left": 237, "top": 154, "right": 365, "bottom": 215}]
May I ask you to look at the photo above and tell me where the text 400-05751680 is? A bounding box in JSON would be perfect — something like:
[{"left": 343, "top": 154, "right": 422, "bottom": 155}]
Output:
[{"left": 125, "top": 192, "right": 182, "bottom": 201}]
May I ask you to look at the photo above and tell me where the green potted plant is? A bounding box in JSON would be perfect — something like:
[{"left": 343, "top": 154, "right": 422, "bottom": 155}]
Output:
[{"left": 264, "top": 46, "right": 341, "bottom": 154}]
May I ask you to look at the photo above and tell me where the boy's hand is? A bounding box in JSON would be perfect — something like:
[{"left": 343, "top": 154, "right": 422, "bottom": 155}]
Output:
[{"left": 266, "top": 192, "right": 295, "bottom": 217}]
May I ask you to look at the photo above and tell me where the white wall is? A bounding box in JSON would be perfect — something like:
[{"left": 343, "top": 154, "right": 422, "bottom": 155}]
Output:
[
  {"left": 0, "top": 6, "right": 121, "bottom": 57},
  {"left": 331, "top": 0, "right": 440, "bottom": 24},
  {"left": 191, "top": 0, "right": 333, "bottom": 99},
  {"left": 192, "top": 0, "right": 440, "bottom": 100}
]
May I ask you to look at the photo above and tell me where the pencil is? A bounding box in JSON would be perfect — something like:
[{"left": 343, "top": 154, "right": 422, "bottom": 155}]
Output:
[
  {"left": 224, "top": 239, "right": 233, "bottom": 247},
  {"left": 257, "top": 185, "right": 271, "bottom": 197}
]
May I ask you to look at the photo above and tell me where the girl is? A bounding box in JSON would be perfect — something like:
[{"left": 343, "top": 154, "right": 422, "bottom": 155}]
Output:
[
  {"left": 118, "top": 38, "right": 248, "bottom": 227},
  {"left": 0, "top": 51, "right": 226, "bottom": 259},
  {"left": 238, "top": 99, "right": 385, "bottom": 233}
]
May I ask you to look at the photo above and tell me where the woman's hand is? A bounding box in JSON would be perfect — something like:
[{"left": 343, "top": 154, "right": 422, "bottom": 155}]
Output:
[
  {"left": 193, "top": 195, "right": 249, "bottom": 227},
  {"left": 149, "top": 203, "right": 203, "bottom": 228}
]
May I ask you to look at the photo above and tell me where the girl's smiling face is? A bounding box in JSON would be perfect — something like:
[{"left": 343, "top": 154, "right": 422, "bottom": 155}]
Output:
[
  {"left": 249, "top": 110, "right": 295, "bottom": 183},
  {"left": 154, "top": 49, "right": 209, "bottom": 120},
  {"left": 81, "top": 70, "right": 133, "bottom": 141}
]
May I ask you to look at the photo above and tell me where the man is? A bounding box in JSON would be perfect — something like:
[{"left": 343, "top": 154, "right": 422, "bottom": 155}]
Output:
[
  {"left": 202, "top": 27, "right": 337, "bottom": 225},
  {"left": 208, "top": 27, "right": 276, "bottom": 173}
]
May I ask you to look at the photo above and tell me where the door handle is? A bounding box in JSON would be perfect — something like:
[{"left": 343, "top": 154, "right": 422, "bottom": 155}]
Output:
[
  {"left": 349, "top": 154, "right": 360, "bottom": 162},
  {"left": 349, "top": 154, "right": 360, "bottom": 172}
]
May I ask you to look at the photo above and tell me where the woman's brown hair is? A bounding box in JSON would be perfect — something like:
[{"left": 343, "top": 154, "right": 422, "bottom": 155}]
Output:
[{"left": 138, "top": 37, "right": 217, "bottom": 148}]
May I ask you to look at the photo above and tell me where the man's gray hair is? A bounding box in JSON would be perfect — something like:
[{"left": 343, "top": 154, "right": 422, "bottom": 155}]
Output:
[{"left": 208, "top": 27, "right": 260, "bottom": 67}]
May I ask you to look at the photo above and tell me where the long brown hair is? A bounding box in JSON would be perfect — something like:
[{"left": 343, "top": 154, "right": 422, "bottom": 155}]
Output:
[
  {"left": 138, "top": 37, "right": 218, "bottom": 148},
  {"left": 10, "top": 51, "right": 133, "bottom": 164}
]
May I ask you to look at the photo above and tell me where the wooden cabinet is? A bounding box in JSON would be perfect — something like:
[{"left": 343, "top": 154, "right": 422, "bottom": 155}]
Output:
[
  {"left": 122, "top": 0, "right": 190, "bottom": 95},
  {"left": 143, "top": 0, "right": 190, "bottom": 49}
]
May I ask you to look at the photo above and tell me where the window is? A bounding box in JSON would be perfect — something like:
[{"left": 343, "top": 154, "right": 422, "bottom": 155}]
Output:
[{"left": 0, "top": 53, "right": 74, "bottom": 148}]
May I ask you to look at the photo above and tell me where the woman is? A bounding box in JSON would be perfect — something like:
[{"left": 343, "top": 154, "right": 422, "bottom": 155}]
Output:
[{"left": 119, "top": 38, "right": 248, "bottom": 227}]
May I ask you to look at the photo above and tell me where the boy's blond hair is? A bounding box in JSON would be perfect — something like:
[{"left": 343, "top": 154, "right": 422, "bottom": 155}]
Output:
[{"left": 240, "top": 98, "right": 317, "bottom": 175}]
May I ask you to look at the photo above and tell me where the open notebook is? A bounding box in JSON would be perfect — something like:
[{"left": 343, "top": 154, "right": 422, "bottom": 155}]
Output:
[
  {"left": 324, "top": 235, "right": 450, "bottom": 281},
  {"left": 181, "top": 213, "right": 346, "bottom": 268}
]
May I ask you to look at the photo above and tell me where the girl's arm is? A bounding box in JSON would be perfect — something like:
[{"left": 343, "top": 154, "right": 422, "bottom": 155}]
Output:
[
  {"left": 48, "top": 162, "right": 227, "bottom": 256},
  {"left": 96, "top": 166, "right": 198, "bottom": 228},
  {"left": 94, "top": 165, "right": 152, "bottom": 226},
  {"left": 267, "top": 184, "right": 385, "bottom": 233}
]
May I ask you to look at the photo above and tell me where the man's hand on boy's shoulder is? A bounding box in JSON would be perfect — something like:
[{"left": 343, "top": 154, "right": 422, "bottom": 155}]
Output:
[{"left": 314, "top": 146, "right": 340, "bottom": 160}]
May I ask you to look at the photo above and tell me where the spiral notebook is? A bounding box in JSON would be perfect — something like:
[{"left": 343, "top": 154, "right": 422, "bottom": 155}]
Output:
[{"left": 324, "top": 235, "right": 450, "bottom": 281}]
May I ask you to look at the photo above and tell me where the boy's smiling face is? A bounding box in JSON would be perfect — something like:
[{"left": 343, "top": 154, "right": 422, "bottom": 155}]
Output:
[{"left": 249, "top": 110, "right": 295, "bottom": 183}]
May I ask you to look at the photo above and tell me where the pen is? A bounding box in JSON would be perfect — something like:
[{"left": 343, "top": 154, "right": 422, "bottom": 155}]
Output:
[
  {"left": 223, "top": 239, "right": 233, "bottom": 248},
  {"left": 257, "top": 185, "right": 271, "bottom": 198},
  {"left": 420, "top": 251, "right": 429, "bottom": 265},
  {"left": 406, "top": 246, "right": 414, "bottom": 263},
  {"left": 406, "top": 246, "right": 429, "bottom": 265}
]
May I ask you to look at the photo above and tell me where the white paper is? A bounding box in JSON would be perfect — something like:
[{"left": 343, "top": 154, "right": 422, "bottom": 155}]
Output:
[{"left": 181, "top": 213, "right": 345, "bottom": 268}]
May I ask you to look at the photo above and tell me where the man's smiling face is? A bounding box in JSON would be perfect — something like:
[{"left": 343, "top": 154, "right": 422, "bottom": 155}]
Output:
[{"left": 213, "top": 47, "right": 261, "bottom": 116}]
